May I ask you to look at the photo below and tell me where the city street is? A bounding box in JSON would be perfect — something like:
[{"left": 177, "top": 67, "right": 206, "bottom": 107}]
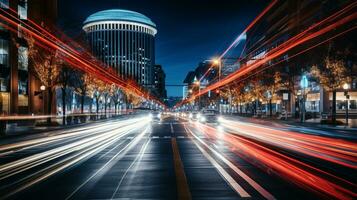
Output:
[
  {"left": 0, "top": 0, "right": 356, "bottom": 199},
  {"left": 0, "top": 115, "right": 355, "bottom": 200}
]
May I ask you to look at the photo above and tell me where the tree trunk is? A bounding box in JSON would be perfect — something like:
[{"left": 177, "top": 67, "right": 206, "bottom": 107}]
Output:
[
  {"left": 96, "top": 97, "right": 99, "bottom": 114},
  {"left": 80, "top": 94, "right": 85, "bottom": 114},
  {"left": 62, "top": 87, "right": 66, "bottom": 125},
  {"left": 114, "top": 103, "right": 117, "bottom": 115},
  {"left": 269, "top": 99, "right": 273, "bottom": 117},
  {"left": 332, "top": 89, "right": 337, "bottom": 123},
  {"left": 47, "top": 87, "right": 52, "bottom": 125},
  {"left": 104, "top": 96, "right": 107, "bottom": 117},
  {"left": 239, "top": 102, "right": 242, "bottom": 115},
  {"left": 89, "top": 98, "right": 93, "bottom": 113}
]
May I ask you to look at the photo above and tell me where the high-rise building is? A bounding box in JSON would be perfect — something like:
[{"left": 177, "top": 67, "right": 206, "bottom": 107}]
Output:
[
  {"left": 0, "top": 0, "right": 57, "bottom": 115},
  {"left": 83, "top": 9, "right": 157, "bottom": 87},
  {"left": 153, "top": 65, "right": 166, "bottom": 99}
]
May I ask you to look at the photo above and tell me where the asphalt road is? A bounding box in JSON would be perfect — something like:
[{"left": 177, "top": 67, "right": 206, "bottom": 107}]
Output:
[{"left": 0, "top": 115, "right": 355, "bottom": 200}]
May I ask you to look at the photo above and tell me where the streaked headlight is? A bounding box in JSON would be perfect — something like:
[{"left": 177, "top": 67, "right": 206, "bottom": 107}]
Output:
[
  {"left": 200, "top": 116, "right": 206, "bottom": 122},
  {"left": 189, "top": 113, "right": 193, "bottom": 118},
  {"left": 218, "top": 116, "right": 224, "bottom": 122}
]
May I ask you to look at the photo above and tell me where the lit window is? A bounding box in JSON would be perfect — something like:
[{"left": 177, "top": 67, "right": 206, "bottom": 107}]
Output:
[
  {"left": 0, "top": 39, "right": 9, "bottom": 65},
  {"left": 18, "top": 0, "right": 27, "bottom": 20},
  {"left": 18, "top": 46, "right": 28, "bottom": 71}
]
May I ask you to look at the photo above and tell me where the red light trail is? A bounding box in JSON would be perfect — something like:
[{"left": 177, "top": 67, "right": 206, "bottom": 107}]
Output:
[
  {"left": 177, "top": 1, "right": 356, "bottom": 108},
  {"left": 186, "top": 122, "right": 357, "bottom": 200},
  {"left": 198, "top": 0, "right": 278, "bottom": 83},
  {"left": 0, "top": 7, "right": 164, "bottom": 107}
]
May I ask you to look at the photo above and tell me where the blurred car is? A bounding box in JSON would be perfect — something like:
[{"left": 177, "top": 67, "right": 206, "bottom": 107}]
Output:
[
  {"left": 188, "top": 112, "right": 200, "bottom": 121},
  {"left": 198, "top": 109, "right": 220, "bottom": 124},
  {"left": 150, "top": 111, "right": 162, "bottom": 121}
]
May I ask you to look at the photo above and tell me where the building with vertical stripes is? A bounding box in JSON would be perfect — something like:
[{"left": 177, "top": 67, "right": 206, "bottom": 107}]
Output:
[{"left": 82, "top": 9, "right": 157, "bottom": 88}]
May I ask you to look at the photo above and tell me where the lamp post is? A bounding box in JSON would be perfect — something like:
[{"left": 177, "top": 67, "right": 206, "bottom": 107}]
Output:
[
  {"left": 40, "top": 85, "right": 46, "bottom": 115},
  {"left": 300, "top": 75, "right": 308, "bottom": 123},
  {"left": 213, "top": 58, "right": 222, "bottom": 113},
  {"left": 213, "top": 58, "right": 222, "bottom": 82},
  {"left": 343, "top": 83, "right": 350, "bottom": 126},
  {"left": 195, "top": 80, "right": 201, "bottom": 110}
]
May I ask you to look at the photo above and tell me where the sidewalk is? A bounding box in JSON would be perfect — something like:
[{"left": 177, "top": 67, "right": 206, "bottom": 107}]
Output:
[
  {"left": 223, "top": 114, "right": 357, "bottom": 132},
  {"left": 0, "top": 114, "right": 133, "bottom": 140}
]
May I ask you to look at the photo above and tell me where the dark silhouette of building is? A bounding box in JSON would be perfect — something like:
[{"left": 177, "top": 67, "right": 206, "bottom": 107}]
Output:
[{"left": 153, "top": 65, "right": 166, "bottom": 100}]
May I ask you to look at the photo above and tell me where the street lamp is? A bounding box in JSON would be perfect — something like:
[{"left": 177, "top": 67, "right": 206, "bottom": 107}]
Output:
[
  {"left": 300, "top": 75, "right": 308, "bottom": 123},
  {"left": 40, "top": 85, "right": 46, "bottom": 115},
  {"left": 343, "top": 83, "right": 350, "bottom": 126},
  {"left": 213, "top": 58, "right": 222, "bottom": 113},
  {"left": 212, "top": 58, "right": 222, "bottom": 82},
  {"left": 195, "top": 80, "right": 201, "bottom": 110}
]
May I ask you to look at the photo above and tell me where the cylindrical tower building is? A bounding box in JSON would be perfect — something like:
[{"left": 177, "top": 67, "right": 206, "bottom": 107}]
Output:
[{"left": 83, "top": 9, "right": 157, "bottom": 86}]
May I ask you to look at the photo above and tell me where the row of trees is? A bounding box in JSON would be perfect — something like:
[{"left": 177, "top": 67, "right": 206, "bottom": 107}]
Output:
[
  {"left": 26, "top": 36, "right": 143, "bottom": 124},
  {"left": 216, "top": 56, "right": 353, "bottom": 122}
]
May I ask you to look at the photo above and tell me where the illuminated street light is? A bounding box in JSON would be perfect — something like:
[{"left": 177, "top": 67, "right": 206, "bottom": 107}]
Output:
[
  {"left": 213, "top": 58, "right": 220, "bottom": 65},
  {"left": 212, "top": 58, "right": 222, "bottom": 113},
  {"left": 195, "top": 80, "right": 201, "bottom": 110},
  {"left": 343, "top": 83, "right": 350, "bottom": 126},
  {"left": 300, "top": 75, "right": 308, "bottom": 123},
  {"left": 343, "top": 83, "right": 349, "bottom": 90},
  {"left": 40, "top": 85, "right": 46, "bottom": 91}
]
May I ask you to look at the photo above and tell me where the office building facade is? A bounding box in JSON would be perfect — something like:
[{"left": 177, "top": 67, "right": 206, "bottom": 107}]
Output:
[
  {"left": 83, "top": 9, "right": 157, "bottom": 87},
  {"left": 0, "top": 0, "right": 57, "bottom": 115}
]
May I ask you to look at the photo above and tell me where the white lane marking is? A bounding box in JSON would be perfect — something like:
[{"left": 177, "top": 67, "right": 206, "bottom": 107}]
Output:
[
  {"left": 164, "top": 136, "right": 172, "bottom": 139},
  {"left": 170, "top": 123, "right": 174, "bottom": 133},
  {"left": 177, "top": 136, "right": 185, "bottom": 139},
  {"left": 65, "top": 127, "right": 149, "bottom": 200},
  {"left": 186, "top": 125, "right": 276, "bottom": 200},
  {"left": 110, "top": 137, "right": 151, "bottom": 199},
  {"left": 152, "top": 136, "right": 159, "bottom": 139},
  {"left": 187, "top": 131, "right": 250, "bottom": 197}
]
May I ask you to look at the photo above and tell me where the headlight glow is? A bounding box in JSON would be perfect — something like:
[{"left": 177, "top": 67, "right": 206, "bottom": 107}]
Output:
[{"left": 200, "top": 116, "right": 206, "bottom": 122}]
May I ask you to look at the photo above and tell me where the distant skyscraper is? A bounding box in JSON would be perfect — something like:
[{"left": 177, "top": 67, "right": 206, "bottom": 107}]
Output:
[
  {"left": 83, "top": 9, "right": 157, "bottom": 87},
  {"left": 153, "top": 65, "right": 167, "bottom": 99}
]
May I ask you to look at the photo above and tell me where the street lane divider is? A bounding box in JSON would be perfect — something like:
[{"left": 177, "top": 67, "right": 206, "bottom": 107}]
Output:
[
  {"left": 171, "top": 138, "right": 192, "bottom": 200},
  {"left": 0, "top": 117, "right": 151, "bottom": 199},
  {"left": 65, "top": 125, "right": 150, "bottom": 200},
  {"left": 185, "top": 124, "right": 276, "bottom": 200},
  {"left": 183, "top": 125, "right": 254, "bottom": 198}
]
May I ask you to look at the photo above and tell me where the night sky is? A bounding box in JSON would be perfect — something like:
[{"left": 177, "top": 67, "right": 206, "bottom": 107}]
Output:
[{"left": 58, "top": 0, "right": 269, "bottom": 97}]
